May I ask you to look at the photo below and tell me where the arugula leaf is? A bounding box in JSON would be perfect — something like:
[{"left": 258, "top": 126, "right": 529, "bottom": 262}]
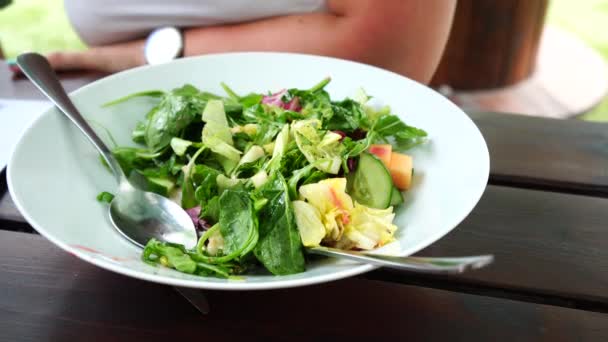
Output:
[
  {"left": 287, "top": 163, "right": 316, "bottom": 200},
  {"left": 341, "top": 136, "right": 373, "bottom": 158},
  {"left": 302, "top": 170, "right": 327, "bottom": 185},
  {"left": 220, "top": 82, "right": 241, "bottom": 100},
  {"left": 371, "top": 114, "right": 428, "bottom": 150},
  {"left": 191, "top": 165, "right": 221, "bottom": 204},
  {"left": 265, "top": 124, "right": 290, "bottom": 173},
  {"left": 219, "top": 82, "right": 264, "bottom": 125},
  {"left": 232, "top": 132, "right": 252, "bottom": 152},
  {"left": 254, "top": 174, "right": 305, "bottom": 275},
  {"left": 278, "top": 143, "right": 307, "bottom": 176},
  {"left": 96, "top": 191, "right": 115, "bottom": 203},
  {"left": 181, "top": 145, "right": 207, "bottom": 209},
  {"left": 128, "top": 171, "right": 175, "bottom": 196},
  {"left": 102, "top": 90, "right": 165, "bottom": 107},
  {"left": 326, "top": 99, "right": 368, "bottom": 132},
  {"left": 252, "top": 121, "right": 282, "bottom": 147},
  {"left": 132, "top": 121, "right": 147, "bottom": 144},
  {"left": 112, "top": 147, "right": 164, "bottom": 176},
  {"left": 140, "top": 154, "right": 183, "bottom": 179},
  {"left": 233, "top": 157, "right": 266, "bottom": 179},
  {"left": 142, "top": 239, "right": 233, "bottom": 277},
  {"left": 239, "top": 94, "right": 264, "bottom": 109}
]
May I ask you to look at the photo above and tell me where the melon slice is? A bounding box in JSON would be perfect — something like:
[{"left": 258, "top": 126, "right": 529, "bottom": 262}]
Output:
[{"left": 389, "top": 152, "right": 413, "bottom": 190}]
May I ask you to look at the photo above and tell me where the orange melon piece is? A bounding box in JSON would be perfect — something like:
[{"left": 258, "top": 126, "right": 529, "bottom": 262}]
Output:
[
  {"left": 368, "top": 144, "right": 392, "bottom": 168},
  {"left": 389, "top": 152, "right": 413, "bottom": 190}
]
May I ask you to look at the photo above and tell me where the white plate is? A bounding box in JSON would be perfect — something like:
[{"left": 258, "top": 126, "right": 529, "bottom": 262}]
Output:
[
  {"left": 0, "top": 99, "right": 50, "bottom": 170},
  {"left": 8, "top": 52, "right": 489, "bottom": 290}
]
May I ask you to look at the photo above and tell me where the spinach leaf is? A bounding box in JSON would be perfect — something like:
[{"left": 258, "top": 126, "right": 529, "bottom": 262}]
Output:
[
  {"left": 192, "top": 165, "right": 221, "bottom": 203},
  {"left": 201, "top": 196, "right": 220, "bottom": 223},
  {"left": 254, "top": 174, "right": 305, "bottom": 275},
  {"left": 218, "top": 190, "right": 259, "bottom": 260},
  {"left": 145, "top": 85, "right": 207, "bottom": 151}
]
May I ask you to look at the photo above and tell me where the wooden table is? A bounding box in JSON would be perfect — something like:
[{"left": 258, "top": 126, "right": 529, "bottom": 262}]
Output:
[{"left": 1, "top": 61, "right": 608, "bottom": 341}]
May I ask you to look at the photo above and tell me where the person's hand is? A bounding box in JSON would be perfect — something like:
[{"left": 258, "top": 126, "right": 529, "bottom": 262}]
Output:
[{"left": 45, "top": 40, "right": 146, "bottom": 73}]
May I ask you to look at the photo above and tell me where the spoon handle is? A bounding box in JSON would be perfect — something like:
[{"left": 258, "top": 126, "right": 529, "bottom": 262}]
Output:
[
  {"left": 16, "top": 53, "right": 125, "bottom": 183},
  {"left": 308, "top": 247, "right": 494, "bottom": 274}
]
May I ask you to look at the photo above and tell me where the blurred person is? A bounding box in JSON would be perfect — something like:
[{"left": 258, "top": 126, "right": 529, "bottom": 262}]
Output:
[{"left": 47, "top": 0, "right": 456, "bottom": 84}]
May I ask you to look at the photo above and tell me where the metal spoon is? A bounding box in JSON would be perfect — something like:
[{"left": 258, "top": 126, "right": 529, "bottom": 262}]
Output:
[
  {"left": 308, "top": 247, "right": 493, "bottom": 274},
  {"left": 16, "top": 52, "right": 198, "bottom": 250}
]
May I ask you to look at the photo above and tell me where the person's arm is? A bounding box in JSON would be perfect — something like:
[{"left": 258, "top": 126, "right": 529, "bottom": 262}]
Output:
[{"left": 46, "top": 0, "right": 455, "bottom": 84}]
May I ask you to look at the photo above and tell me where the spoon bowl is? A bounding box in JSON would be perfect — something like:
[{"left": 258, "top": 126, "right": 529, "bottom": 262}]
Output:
[{"left": 109, "top": 182, "right": 197, "bottom": 249}]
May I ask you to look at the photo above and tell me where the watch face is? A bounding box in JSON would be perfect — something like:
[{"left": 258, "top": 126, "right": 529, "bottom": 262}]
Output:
[{"left": 144, "top": 27, "right": 183, "bottom": 65}]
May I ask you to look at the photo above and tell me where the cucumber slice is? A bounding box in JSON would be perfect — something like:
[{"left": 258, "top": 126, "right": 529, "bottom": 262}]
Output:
[
  {"left": 390, "top": 186, "right": 404, "bottom": 206},
  {"left": 348, "top": 152, "right": 392, "bottom": 209}
]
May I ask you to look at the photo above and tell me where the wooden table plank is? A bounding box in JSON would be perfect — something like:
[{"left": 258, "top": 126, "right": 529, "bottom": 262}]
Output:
[
  {"left": 368, "top": 185, "right": 608, "bottom": 310},
  {"left": 0, "top": 230, "right": 606, "bottom": 342},
  {"left": 2, "top": 185, "right": 608, "bottom": 310},
  {"left": 471, "top": 111, "right": 608, "bottom": 196}
]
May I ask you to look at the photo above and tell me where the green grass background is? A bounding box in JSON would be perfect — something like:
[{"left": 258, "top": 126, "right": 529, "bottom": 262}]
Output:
[{"left": 0, "top": 0, "right": 607, "bottom": 121}]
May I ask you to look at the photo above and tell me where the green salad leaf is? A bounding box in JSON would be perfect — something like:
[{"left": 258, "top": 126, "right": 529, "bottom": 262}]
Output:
[
  {"left": 218, "top": 189, "right": 259, "bottom": 260},
  {"left": 254, "top": 174, "right": 305, "bottom": 275},
  {"left": 145, "top": 85, "right": 207, "bottom": 151},
  {"left": 96, "top": 191, "right": 115, "bottom": 203}
]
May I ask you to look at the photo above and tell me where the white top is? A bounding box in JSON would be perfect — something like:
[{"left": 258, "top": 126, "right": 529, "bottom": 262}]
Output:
[{"left": 65, "top": 0, "right": 328, "bottom": 46}]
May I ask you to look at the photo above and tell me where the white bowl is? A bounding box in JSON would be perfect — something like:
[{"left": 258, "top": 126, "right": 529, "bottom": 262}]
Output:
[{"left": 8, "top": 52, "right": 489, "bottom": 290}]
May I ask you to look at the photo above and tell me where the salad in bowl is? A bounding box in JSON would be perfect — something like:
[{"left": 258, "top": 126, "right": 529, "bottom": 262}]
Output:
[{"left": 97, "top": 77, "right": 427, "bottom": 278}]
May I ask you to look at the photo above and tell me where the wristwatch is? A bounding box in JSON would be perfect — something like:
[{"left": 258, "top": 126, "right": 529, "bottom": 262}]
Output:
[{"left": 144, "top": 27, "right": 184, "bottom": 65}]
